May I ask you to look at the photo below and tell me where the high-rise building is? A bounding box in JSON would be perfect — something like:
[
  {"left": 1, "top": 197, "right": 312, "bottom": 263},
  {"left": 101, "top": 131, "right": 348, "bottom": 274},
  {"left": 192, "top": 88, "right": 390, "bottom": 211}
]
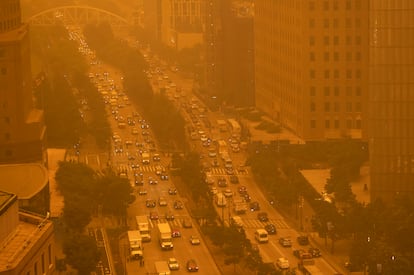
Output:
[
  {"left": 254, "top": 0, "right": 368, "bottom": 141},
  {"left": 143, "top": 0, "right": 204, "bottom": 50},
  {"left": 0, "top": 0, "right": 47, "bottom": 164},
  {"left": 368, "top": 1, "right": 414, "bottom": 203}
]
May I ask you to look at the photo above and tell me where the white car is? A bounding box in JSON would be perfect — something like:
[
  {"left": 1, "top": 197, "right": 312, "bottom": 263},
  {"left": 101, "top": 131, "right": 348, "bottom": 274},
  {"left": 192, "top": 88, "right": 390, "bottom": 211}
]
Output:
[
  {"left": 276, "top": 257, "right": 289, "bottom": 269},
  {"left": 168, "top": 257, "right": 180, "bottom": 270}
]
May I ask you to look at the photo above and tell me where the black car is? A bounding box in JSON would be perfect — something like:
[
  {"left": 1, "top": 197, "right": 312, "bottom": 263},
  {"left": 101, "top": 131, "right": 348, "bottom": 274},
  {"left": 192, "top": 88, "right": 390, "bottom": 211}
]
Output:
[
  {"left": 186, "top": 259, "right": 199, "bottom": 272},
  {"left": 264, "top": 223, "right": 277, "bottom": 235},
  {"left": 257, "top": 212, "right": 269, "bottom": 222},
  {"left": 308, "top": 247, "right": 321, "bottom": 257},
  {"left": 165, "top": 211, "right": 175, "bottom": 221},
  {"left": 297, "top": 235, "right": 309, "bottom": 245},
  {"left": 250, "top": 201, "right": 260, "bottom": 211},
  {"left": 168, "top": 187, "right": 177, "bottom": 195},
  {"left": 174, "top": 200, "right": 183, "bottom": 209},
  {"left": 217, "top": 177, "right": 227, "bottom": 187},
  {"left": 230, "top": 175, "right": 239, "bottom": 184},
  {"left": 145, "top": 199, "right": 156, "bottom": 208}
]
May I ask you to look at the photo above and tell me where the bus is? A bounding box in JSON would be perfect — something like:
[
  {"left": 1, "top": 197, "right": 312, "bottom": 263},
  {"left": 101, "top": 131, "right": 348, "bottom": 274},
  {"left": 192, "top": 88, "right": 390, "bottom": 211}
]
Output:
[
  {"left": 217, "top": 119, "right": 228, "bottom": 132},
  {"left": 227, "top": 118, "right": 241, "bottom": 137}
]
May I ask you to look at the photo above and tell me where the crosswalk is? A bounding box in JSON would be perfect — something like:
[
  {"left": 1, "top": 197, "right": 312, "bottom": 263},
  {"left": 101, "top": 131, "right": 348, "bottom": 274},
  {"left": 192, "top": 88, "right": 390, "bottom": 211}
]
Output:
[
  {"left": 208, "top": 167, "right": 249, "bottom": 175},
  {"left": 233, "top": 218, "right": 290, "bottom": 230},
  {"left": 147, "top": 217, "right": 289, "bottom": 230}
]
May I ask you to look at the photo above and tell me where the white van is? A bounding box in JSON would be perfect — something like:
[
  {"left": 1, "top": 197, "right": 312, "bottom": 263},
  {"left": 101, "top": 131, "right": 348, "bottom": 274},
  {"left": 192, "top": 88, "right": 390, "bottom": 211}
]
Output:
[
  {"left": 255, "top": 229, "right": 269, "bottom": 243},
  {"left": 230, "top": 216, "right": 244, "bottom": 228},
  {"left": 215, "top": 193, "right": 227, "bottom": 207}
]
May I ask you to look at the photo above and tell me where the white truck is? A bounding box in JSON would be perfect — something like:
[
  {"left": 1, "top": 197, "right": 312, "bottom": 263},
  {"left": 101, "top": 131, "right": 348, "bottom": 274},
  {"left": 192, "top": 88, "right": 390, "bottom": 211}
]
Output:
[
  {"left": 127, "top": 230, "right": 143, "bottom": 260},
  {"left": 136, "top": 215, "right": 151, "bottom": 242},
  {"left": 154, "top": 261, "right": 171, "bottom": 275},
  {"left": 141, "top": 152, "right": 150, "bottom": 164},
  {"left": 157, "top": 223, "right": 173, "bottom": 250},
  {"left": 233, "top": 199, "right": 248, "bottom": 214}
]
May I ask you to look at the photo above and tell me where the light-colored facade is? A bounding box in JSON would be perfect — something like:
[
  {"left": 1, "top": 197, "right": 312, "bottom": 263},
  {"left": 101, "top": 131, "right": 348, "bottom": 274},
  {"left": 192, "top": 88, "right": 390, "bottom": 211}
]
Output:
[
  {"left": 368, "top": 1, "right": 414, "bottom": 203},
  {"left": 160, "top": 0, "right": 204, "bottom": 50},
  {"left": 0, "top": 0, "right": 47, "bottom": 164},
  {"left": 254, "top": 0, "right": 368, "bottom": 141},
  {"left": 0, "top": 191, "right": 55, "bottom": 275}
]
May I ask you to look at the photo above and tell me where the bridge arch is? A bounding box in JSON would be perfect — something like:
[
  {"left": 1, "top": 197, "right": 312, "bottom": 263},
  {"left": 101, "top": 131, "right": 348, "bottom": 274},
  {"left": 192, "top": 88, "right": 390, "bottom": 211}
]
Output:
[{"left": 27, "top": 6, "right": 130, "bottom": 28}]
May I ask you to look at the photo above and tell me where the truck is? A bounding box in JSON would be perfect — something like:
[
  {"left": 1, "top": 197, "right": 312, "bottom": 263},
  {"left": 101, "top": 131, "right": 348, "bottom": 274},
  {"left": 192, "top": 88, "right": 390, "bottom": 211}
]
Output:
[
  {"left": 217, "top": 119, "right": 228, "bottom": 132},
  {"left": 227, "top": 118, "right": 241, "bottom": 137},
  {"left": 233, "top": 199, "right": 248, "bottom": 214},
  {"left": 157, "top": 223, "right": 173, "bottom": 250},
  {"left": 217, "top": 139, "right": 228, "bottom": 156},
  {"left": 136, "top": 215, "right": 151, "bottom": 242},
  {"left": 127, "top": 230, "right": 143, "bottom": 260},
  {"left": 154, "top": 261, "right": 171, "bottom": 275},
  {"left": 141, "top": 152, "right": 150, "bottom": 165}
]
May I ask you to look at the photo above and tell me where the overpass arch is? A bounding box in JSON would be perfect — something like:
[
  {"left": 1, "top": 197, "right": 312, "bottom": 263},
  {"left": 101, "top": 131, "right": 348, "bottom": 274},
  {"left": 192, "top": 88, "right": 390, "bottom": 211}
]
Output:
[{"left": 27, "top": 6, "right": 130, "bottom": 28}]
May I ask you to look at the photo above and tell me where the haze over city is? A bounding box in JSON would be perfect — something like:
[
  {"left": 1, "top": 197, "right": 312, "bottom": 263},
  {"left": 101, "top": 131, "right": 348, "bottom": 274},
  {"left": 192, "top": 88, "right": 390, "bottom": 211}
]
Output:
[{"left": 0, "top": 1, "right": 413, "bottom": 275}]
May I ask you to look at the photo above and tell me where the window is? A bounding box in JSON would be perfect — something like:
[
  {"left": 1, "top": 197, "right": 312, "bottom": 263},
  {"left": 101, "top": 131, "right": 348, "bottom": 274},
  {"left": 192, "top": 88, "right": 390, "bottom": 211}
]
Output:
[
  {"left": 355, "top": 52, "right": 361, "bottom": 61},
  {"left": 334, "top": 52, "right": 339, "bottom": 61},
  {"left": 310, "top": 120, "right": 316, "bottom": 128},
  {"left": 309, "top": 19, "right": 315, "bottom": 28},
  {"left": 323, "top": 1, "right": 329, "bottom": 10},
  {"left": 310, "top": 52, "right": 315, "bottom": 61},
  {"left": 324, "top": 102, "right": 330, "bottom": 112},
  {"left": 34, "top": 262, "right": 38, "bottom": 275},
  {"left": 347, "top": 119, "right": 352, "bottom": 129},
  {"left": 346, "top": 18, "right": 352, "bottom": 28},
  {"left": 310, "top": 70, "right": 315, "bottom": 79},
  {"left": 333, "top": 0, "right": 339, "bottom": 10},
  {"left": 324, "top": 19, "right": 329, "bottom": 28},
  {"left": 310, "top": 87, "right": 316, "bottom": 96},
  {"left": 346, "top": 0, "right": 352, "bottom": 10},
  {"left": 4, "top": 117, "right": 10, "bottom": 124},
  {"left": 309, "top": 1, "right": 315, "bottom": 10},
  {"left": 346, "top": 70, "right": 352, "bottom": 79},
  {"left": 333, "top": 19, "right": 339, "bottom": 28},
  {"left": 355, "top": 87, "right": 361, "bottom": 96},
  {"left": 325, "top": 120, "right": 330, "bottom": 128},
  {"left": 334, "top": 102, "right": 339, "bottom": 112},
  {"left": 324, "top": 87, "right": 330, "bottom": 96},
  {"left": 1, "top": 68, "right": 6, "bottom": 75},
  {"left": 346, "top": 87, "right": 352, "bottom": 96},
  {"left": 355, "top": 102, "right": 362, "bottom": 112},
  {"left": 334, "top": 120, "right": 339, "bottom": 129},
  {"left": 346, "top": 102, "right": 352, "bottom": 112},
  {"left": 324, "top": 52, "right": 329, "bottom": 61},
  {"left": 355, "top": 36, "right": 361, "bottom": 45},
  {"left": 5, "top": 133, "right": 10, "bottom": 140},
  {"left": 309, "top": 36, "right": 315, "bottom": 46},
  {"left": 356, "top": 69, "right": 361, "bottom": 79},
  {"left": 333, "top": 36, "right": 339, "bottom": 45},
  {"left": 356, "top": 119, "right": 362, "bottom": 129},
  {"left": 310, "top": 102, "right": 316, "bottom": 112},
  {"left": 346, "top": 36, "right": 352, "bottom": 45},
  {"left": 346, "top": 52, "right": 352, "bottom": 61},
  {"left": 334, "top": 87, "right": 340, "bottom": 96},
  {"left": 324, "top": 70, "right": 330, "bottom": 79},
  {"left": 324, "top": 36, "right": 330, "bottom": 45},
  {"left": 334, "top": 70, "right": 339, "bottom": 79}
]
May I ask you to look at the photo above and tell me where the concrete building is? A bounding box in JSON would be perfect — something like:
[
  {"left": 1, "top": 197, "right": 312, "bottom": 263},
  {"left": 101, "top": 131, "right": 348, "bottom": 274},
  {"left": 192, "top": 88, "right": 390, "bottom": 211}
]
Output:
[
  {"left": 203, "top": 0, "right": 255, "bottom": 108},
  {"left": 0, "top": 0, "right": 47, "bottom": 165},
  {"left": 143, "top": 0, "right": 204, "bottom": 50},
  {"left": 254, "top": 0, "right": 368, "bottom": 141},
  {"left": 0, "top": 191, "right": 55, "bottom": 275},
  {"left": 368, "top": 1, "right": 414, "bottom": 203}
]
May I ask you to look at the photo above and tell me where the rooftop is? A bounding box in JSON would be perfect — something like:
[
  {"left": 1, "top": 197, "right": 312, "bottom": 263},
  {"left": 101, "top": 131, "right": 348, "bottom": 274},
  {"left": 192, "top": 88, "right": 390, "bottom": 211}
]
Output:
[
  {"left": 0, "top": 211, "right": 53, "bottom": 272},
  {"left": 0, "top": 163, "right": 48, "bottom": 199}
]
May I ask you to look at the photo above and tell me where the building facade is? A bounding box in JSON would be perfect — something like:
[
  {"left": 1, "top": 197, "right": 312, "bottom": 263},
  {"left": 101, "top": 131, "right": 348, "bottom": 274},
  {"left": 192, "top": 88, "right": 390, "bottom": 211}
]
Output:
[
  {"left": 368, "top": 1, "right": 414, "bottom": 203},
  {"left": 0, "top": 191, "right": 55, "bottom": 275},
  {"left": 0, "top": 0, "right": 47, "bottom": 165},
  {"left": 254, "top": 0, "right": 368, "bottom": 141}
]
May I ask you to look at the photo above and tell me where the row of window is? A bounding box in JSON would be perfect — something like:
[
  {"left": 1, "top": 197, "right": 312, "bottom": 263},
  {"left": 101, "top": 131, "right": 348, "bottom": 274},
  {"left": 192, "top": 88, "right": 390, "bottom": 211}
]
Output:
[
  {"left": 310, "top": 86, "right": 362, "bottom": 97},
  {"left": 310, "top": 102, "right": 362, "bottom": 112},
  {"left": 310, "top": 118, "right": 362, "bottom": 129},
  {"left": 309, "top": 51, "right": 362, "bottom": 62},
  {"left": 26, "top": 244, "right": 53, "bottom": 275},
  {"left": 309, "top": 35, "right": 362, "bottom": 46},
  {"left": 309, "top": 0, "right": 362, "bottom": 11},
  {"left": 309, "top": 17, "right": 363, "bottom": 29},
  {"left": 309, "top": 69, "right": 362, "bottom": 79},
  {"left": 0, "top": 18, "right": 19, "bottom": 33}
]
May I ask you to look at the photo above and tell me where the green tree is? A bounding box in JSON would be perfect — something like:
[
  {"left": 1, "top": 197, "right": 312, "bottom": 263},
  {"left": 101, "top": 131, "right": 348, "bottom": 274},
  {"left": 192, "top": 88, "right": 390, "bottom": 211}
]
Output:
[{"left": 63, "top": 233, "right": 100, "bottom": 274}]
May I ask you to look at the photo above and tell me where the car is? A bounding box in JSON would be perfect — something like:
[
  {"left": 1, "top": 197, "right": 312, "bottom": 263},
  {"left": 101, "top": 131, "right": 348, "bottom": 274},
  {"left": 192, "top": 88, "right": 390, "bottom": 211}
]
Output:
[
  {"left": 168, "top": 257, "right": 180, "bottom": 270},
  {"left": 183, "top": 218, "right": 193, "bottom": 228},
  {"left": 209, "top": 186, "right": 218, "bottom": 195},
  {"left": 186, "top": 259, "right": 199, "bottom": 272},
  {"left": 149, "top": 211, "right": 158, "bottom": 220},
  {"left": 297, "top": 235, "right": 310, "bottom": 245},
  {"left": 165, "top": 211, "right": 175, "bottom": 221},
  {"left": 257, "top": 212, "right": 269, "bottom": 222},
  {"left": 250, "top": 201, "right": 260, "bottom": 211},
  {"left": 238, "top": 185, "right": 247, "bottom": 194},
  {"left": 146, "top": 199, "right": 156, "bottom": 208},
  {"left": 243, "top": 193, "right": 252, "bottom": 202},
  {"left": 134, "top": 179, "right": 144, "bottom": 186},
  {"left": 279, "top": 237, "right": 292, "bottom": 247},
  {"left": 217, "top": 177, "right": 227, "bottom": 187},
  {"left": 308, "top": 247, "right": 321, "bottom": 257},
  {"left": 171, "top": 228, "right": 181, "bottom": 238},
  {"left": 168, "top": 187, "right": 177, "bottom": 195},
  {"left": 230, "top": 175, "right": 239, "bottom": 184},
  {"left": 276, "top": 257, "right": 289, "bottom": 269},
  {"left": 148, "top": 177, "right": 158, "bottom": 185},
  {"left": 190, "top": 235, "right": 201, "bottom": 245},
  {"left": 153, "top": 153, "right": 161, "bottom": 161},
  {"left": 174, "top": 200, "right": 183, "bottom": 209},
  {"left": 264, "top": 223, "right": 277, "bottom": 235},
  {"left": 293, "top": 249, "right": 307, "bottom": 259},
  {"left": 225, "top": 167, "right": 235, "bottom": 175},
  {"left": 138, "top": 188, "right": 147, "bottom": 195},
  {"left": 223, "top": 189, "right": 233, "bottom": 198},
  {"left": 160, "top": 172, "right": 169, "bottom": 180},
  {"left": 158, "top": 196, "right": 168, "bottom": 206}
]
